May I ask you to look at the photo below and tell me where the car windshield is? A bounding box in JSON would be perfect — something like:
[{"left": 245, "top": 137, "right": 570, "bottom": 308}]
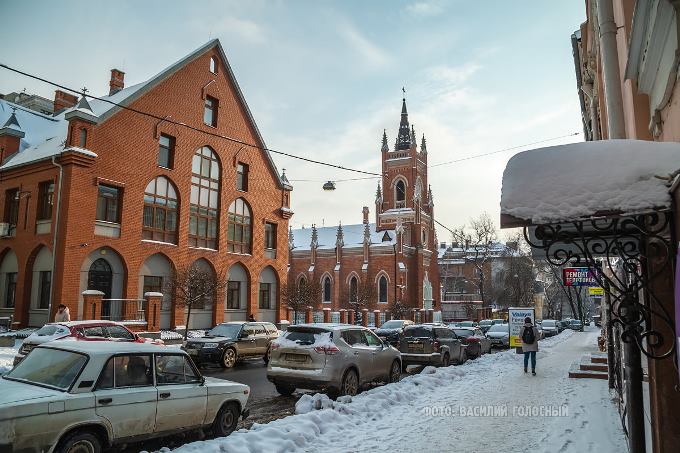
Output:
[
  {"left": 206, "top": 324, "right": 242, "bottom": 338},
  {"left": 380, "top": 321, "right": 404, "bottom": 329},
  {"left": 453, "top": 329, "right": 473, "bottom": 337},
  {"left": 487, "top": 325, "right": 508, "bottom": 333},
  {"left": 34, "top": 325, "right": 70, "bottom": 337},
  {"left": 459, "top": 321, "right": 474, "bottom": 327},
  {"left": 543, "top": 320, "right": 556, "bottom": 327},
  {"left": 403, "top": 327, "right": 432, "bottom": 338},
  {"left": 4, "top": 347, "right": 87, "bottom": 391},
  {"left": 479, "top": 320, "right": 492, "bottom": 326}
]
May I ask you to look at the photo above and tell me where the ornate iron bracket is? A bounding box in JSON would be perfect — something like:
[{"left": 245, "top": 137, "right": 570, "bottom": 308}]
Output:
[{"left": 524, "top": 211, "right": 676, "bottom": 360}]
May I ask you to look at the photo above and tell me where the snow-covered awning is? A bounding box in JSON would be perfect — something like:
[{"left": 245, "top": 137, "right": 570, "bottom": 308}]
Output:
[{"left": 500, "top": 139, "right": 680, "bottom": 228}]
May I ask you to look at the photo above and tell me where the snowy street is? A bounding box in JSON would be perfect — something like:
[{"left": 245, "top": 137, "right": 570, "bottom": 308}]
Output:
[{"left": 169, "top": 327, "right": 626, "bottom": 453}]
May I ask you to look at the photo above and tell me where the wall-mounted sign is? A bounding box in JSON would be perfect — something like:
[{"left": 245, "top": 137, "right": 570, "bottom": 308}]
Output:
[
  {"left": 563, "top": 267, "right": 597, "bottom": 286},
  {"left": 589, "top": 287, "right": 604, "bottom": 296}
]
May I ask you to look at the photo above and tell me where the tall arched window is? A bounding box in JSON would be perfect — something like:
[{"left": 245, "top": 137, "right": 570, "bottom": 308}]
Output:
[
  {"left": 323, "top": 276, "right": 332, "bottom": 303},
  {"left": 143, "top": 176, "right": 178, "bottom": 244},
  {"left": 227, "top": 198, "right": 251, "bottom": 254},
  {"left": 190, "top": 147, "right": 220, "bottom": 249},
  {"left": 395, "top": 180, "right": 406, "bottom": 208},
  {"left": 349, "top": 276, "right": 358, "bottom": 303},
  {"left": 378, "top": 275, "right": 388, "bottom": 304}
]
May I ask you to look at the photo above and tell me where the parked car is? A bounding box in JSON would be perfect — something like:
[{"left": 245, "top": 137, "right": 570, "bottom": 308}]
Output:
[
  {"left": 451, "top": 327, "right": 491, "bottom": 358},
  {"left": 491, "top": 319, "right": 506, "bottom": 325},
  {"left": 374, "top": 319, "right": 414, "bottom": 347},
  {"left": 399, "top": 324, "right": 467, "bottom": 369},
  {"left": 535, "top": 323, "right": 546, "bottom": 340},
  {"left": 13, "top": 320, "right": 161, "bottom": 366},
  {"left": 0, "top": 341, "right": 250, "bottom": 453},
  {"left": 183, "top": 321, "right": 279, "bottom": 368},
  {"left": 458, "top": 320, "right": 478, "bottom": 328},
  {"left": 593, "top": 315, "right": 602, "bottom": 327},
  {"left": 541, "top": 319, "right": 560, "bottom": 337},
  {"left": 569, "top": 319, "right": 584, "bottom": 332},
  {"left": 486, "top": 323, "right": 510, "bottom": 348},
  {"left": 267, "top": 323, "right": 401, "bottom": 398},
  {"left": 478, "top": 319, "right": 493, "bottom": 334}
]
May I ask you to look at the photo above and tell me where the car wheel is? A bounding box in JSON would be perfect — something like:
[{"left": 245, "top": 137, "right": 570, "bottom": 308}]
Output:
[
  {"left": 56, "top": 430, "right": 102, "bottom": 453},
  {"left": 220, "top": 348, "right": 237, "bottom": 368},
  {"left": 340, "top": 369, "right": 359, "bottom": 396},
  {"left": 263, "top": 346, "right": 271, "bottom": 364},
  {"left": 275, "top": 382, "right": 295, "bottom": 396},
  {"left": 212, "top": 402, "right": 239, "bottom": 437},
  {"left": 388, "top": 360, "right": 401, "bottom": 383},
  {"left": 441, "top": 352, "right": 450, "bottom": 367}
]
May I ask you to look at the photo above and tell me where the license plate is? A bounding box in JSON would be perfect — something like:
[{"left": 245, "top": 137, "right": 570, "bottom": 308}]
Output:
[
  {"left": 408, "top": 342, "right": 424, "bottom": 352},
  {"left": 285, "top": 353, "right": 307, "bottom": 363}
]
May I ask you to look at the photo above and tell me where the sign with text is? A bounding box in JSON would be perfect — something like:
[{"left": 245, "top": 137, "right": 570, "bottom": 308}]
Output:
[
  {"left": 563, "top": 267, "right": 597, "bottom": 286},
  {"left": 509, "top": 307, "right": 535, "bottom": 348},
  {"left": 589, "top": 287, "right": 604, "bottom": 296}
]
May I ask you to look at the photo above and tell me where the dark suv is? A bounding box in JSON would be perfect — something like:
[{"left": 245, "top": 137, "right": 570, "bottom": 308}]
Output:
[
  {"left": 399, "top": 324, "right": 467, "bottom": 369},
  {"left": 182, "top": 321, "right": 279, "bottom": 368},
  {"left": 374, "top": 319, "right": 414, "bottom": 347}
]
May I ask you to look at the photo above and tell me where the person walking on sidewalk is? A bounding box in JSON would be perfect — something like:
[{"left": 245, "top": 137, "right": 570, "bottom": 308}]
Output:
[
  {"left": 54, "top": 304, "right": 71, "bottom": 322},
  {"left": 520, "top": 317, "right": 539, "bottom": 375}
]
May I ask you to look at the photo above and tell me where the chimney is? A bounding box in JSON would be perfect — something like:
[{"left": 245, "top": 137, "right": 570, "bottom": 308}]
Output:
[
  {"left": 109, "top": 69, "right": 125, "bottom": 95},
  {"left": 362, "top": 206, "right": 369, "bottom": 224},
  {"left": 53, "top": 90, "right": 78, "bottom": 114}
]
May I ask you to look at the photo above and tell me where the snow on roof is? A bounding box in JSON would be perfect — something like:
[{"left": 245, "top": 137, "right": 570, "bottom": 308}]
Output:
[
  {"left": 501, "top": 139, "right": 680, "bottom": 226},
  {"left": 40, "top": 339, "right": 167, "bottom": 355},
  {"left": 291, "top": 223, "right": 395, "bottom": 251}
]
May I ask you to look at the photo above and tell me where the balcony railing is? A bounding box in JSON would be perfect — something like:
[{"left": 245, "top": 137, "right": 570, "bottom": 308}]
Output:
[{"left": 101, "top": 299, "right": 147, "bottom": 323}]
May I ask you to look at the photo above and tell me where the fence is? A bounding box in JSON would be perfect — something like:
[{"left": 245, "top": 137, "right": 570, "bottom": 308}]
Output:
[
  {"left": 313, "top": 311, "right": 324, "bottom": 323},
  {"left": 101, "top": 299, "right": 146, "bottom": 322},
  {"left": 331, "top": 311, "right": 341, "bottom": 323}
]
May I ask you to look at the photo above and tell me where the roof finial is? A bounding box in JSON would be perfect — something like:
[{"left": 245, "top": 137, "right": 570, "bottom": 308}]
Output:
[
  {"left": 421, "top": 133, "right": 427, "bottom": 154},
  {"left": 288, "top": 225, "right": 295, "bottom": 250},
  {"left": 336, "top": 222, "right": 344, "bottom": 248},
  {"left": 396, "top": 89, "right": 412, "bottom": 150},
  {"left": 310, "top": 224, "right": 319, "bottom": 249},
  {"left": 381, "top": 129, "right": 389, "bottom": 152}
]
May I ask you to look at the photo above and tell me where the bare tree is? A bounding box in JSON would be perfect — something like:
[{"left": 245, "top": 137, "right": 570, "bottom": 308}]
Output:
[
  {"left": 342, "top": 278, "right": 378, "bottom": 325},
  {"left": 451, "top": 212, "right": 498, "bottom": 307},
  {"left": 165, "top": 264, "right": 226, "bottom": 341},
  {"left": 490, "top": 232, "right": 535, "bottom": 309},
  {"left": 281, "top": 278, "right": 322, "bottom": 323},
  {"left": 389, "top": 299, "right": 411, "bottom": 320}
]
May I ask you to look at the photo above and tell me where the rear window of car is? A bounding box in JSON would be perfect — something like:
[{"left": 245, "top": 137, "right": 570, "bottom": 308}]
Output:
[
  {"left": 264, "top": 323, "right": 278, "bottom": 334},
  {"left": 543, "top": 320, "right": 556, "bottom": 327},
  {"left": 283, "top": 327, "right": 331, "bottom": 345},
  {"left": 403, "top": 327, "right": 433, "bottom": 338},
  {"left": 454, "top": 329, "right": 473, "bottom": 337}
]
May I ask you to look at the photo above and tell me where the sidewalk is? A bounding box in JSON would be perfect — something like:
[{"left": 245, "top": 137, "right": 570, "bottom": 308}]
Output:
[{"left": 170, "top": 327, "right": 627, "bottom": 453}]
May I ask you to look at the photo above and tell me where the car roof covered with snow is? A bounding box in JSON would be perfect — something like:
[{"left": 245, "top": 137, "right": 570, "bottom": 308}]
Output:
[
  {"left": 37, "top": 339, "right": 168, "bottom": 356},
  {"left": 48, "top": 320, "right": 128, "bottom": 328},
  {"left": 288, "top": 323, "right": 357, "bottom": 331}
]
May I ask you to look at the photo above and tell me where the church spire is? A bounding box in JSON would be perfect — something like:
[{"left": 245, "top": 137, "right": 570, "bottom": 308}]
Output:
[
  {"left": 421, "top": 134, "right": 427, "bottom": 154},
  {"left": 381, "top": 129, "right": 389, "bottom": 152},
  {"left": 336, "top": 222, "right": 345, "bottom": 248},
  {"left": 395, "top": 90, "right": 412, "bottom": 151}
]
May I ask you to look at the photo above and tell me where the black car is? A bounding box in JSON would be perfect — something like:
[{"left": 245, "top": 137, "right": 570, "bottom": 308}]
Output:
[
  {"left": 374, "top": 319, "right": 414, "bottom": 346},
  {"left": 182, "top": 321, "right": 279, "bottom": 368},
  {"left": 399, "top": 324, "right": 467, "bottom": 369}
]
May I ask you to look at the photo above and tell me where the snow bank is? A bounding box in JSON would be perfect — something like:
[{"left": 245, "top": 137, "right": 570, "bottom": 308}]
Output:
[
  {"left": 501, "top": 139, "right": 680, "bottom": 224},
  {"left": 0, "top": 339, "right": 21, "bottom": 375}
]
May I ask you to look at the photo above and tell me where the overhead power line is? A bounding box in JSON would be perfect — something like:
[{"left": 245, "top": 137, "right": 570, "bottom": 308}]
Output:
[{"left": 0, "top": 63, "right": 381, "bottom": 177}]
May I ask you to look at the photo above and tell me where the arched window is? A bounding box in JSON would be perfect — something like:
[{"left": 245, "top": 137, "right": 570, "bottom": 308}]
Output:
[
  {"left": 395, "top": 180, "right": 406, "bottom": 208},
  {"left": 349, "top": 276, "right": 358, "bottom": 303},
  {"left": 210, "top": 56, "right": 218, "bottom": 74},
  {"left": 378, "top": 276, "right": 388, "bottom": 304},
  {"left": 143, "top": 176, "right": 178, "bottom": 244},
  {"left": 323, "top": 276, "right": 332, "bottom": 303},
  {"left": 227, "top": 198, "right": 251, "bottom": 254},
  {"left": 190, "top": 147, "right": 220, "bottom": 249}
]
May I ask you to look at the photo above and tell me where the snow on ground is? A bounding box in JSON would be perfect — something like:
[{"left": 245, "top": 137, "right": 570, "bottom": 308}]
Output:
[
  {"left": 0, "top": 339, "right": 21, "bottom": 375},
  {"left": 170, "top": 327, "right": 625, "bottom": 453}
]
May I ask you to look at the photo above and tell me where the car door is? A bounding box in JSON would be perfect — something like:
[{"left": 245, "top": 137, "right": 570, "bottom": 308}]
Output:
[
  {"left": 93, "top": 354, "right": 158, "bottom": 439},
  {"left": 363, "top": 329, "right": 391, "bottom": 379},
  {"left": 341, "top": 329, "right": 374, "bottom": 383},
  {"left": 154, "top": 353, "right": 208, "bottom": 433},
  {"left": 437, "top": 328, "right": 460, "bottom": 362},
  {"left": 239, "top": 324, "right": 258, "bottom": 356}
]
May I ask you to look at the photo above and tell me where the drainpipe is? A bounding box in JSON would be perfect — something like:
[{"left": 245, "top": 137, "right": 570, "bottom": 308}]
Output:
[
  {"left": 47, "top": 154, "right": 64, "bottom": 322},
  {"left": 596, "top": 0, "right": 626, "bottom": 138},
  {"left": 581, "top": 84, "right": 601, "bottom": 141}
]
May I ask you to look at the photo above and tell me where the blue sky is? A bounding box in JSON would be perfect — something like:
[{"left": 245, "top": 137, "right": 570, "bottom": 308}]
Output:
[{"left": 0, "top": 0, "right": 586, "bottom": 240}]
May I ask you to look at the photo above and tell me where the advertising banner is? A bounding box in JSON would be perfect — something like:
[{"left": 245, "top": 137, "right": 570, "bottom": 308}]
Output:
[
  {"left": 589, "top": 287, "right": 604, "bottom": 296},
  {"left": 509, "top": 307, "right": 535, "bottom": 348},
  {"left": 563, "top": 267, "right": 598, "bottom": 286}
]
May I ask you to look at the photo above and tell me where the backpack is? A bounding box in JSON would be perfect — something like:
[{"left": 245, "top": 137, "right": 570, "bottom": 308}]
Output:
[{"left": 522, "top": 326, "right": 535, "bottom": 344}]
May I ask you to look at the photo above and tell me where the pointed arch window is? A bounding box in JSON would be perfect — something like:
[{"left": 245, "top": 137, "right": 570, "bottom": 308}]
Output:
[
  {"left": 143, "top": 176, "right": 178, "bottom": 244},
  {"left": 227, "top": 198, "right": 251, "bottom": 254},
  {"left": 323, "top": 276, "right": 332, "bottom": 303},
  {"left": 395, "top": 180, "right": 406, "bottom": 208},
  {"left": 378, "top": 276, "right": 388, "bottom": 304},
  {"left": 190, "top": 147, "right": 220, "bottom": 249},
  {"left": 349, "top": 276, "right": 358, "bottom": 303}
]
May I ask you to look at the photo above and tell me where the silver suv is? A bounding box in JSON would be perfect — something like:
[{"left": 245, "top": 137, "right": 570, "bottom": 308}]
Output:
[{"left": 267, "top": 323, "right": 402, "bottom": 398}]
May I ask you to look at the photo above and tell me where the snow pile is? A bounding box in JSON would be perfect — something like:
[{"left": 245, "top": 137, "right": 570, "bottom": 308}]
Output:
[
  {"left": 501, "top": 139, "right": 680, "bottom": 224},
  {"left": 540, "top": 328, "right": 575, "bottom": 349},
  {"left": 0, "top": 339, "right": 21, "bottom": 375},
  {"left": 295, "top": 393, "right": 336, "bottom": 414}
]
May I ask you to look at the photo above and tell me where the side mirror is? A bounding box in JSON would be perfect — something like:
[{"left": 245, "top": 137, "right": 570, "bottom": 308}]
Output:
[
  {"left": 240, "top": 332, "right": 250, "bottom": 339},
  {"left": 200, "top": 376, "right": 206, "bottom": 385}
]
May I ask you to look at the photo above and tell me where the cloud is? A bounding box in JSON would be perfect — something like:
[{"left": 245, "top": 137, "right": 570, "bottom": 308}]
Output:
[
  {"left": 404, "top": 1, "right": 446, "bottom": 17},
  {"left": 337, "top": 22, "right": 391, "bottom": 70},
  {"left": 210, "top": 16, "right": 267, "bottom": 43}
]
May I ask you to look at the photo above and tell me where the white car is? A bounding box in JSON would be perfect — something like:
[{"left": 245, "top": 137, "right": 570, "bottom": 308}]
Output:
[{"left": 0, "top": 341, "right": 250, "bottom": 453}]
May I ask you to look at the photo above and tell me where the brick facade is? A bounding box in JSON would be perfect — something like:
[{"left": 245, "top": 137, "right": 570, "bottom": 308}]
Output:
[{"left": 0, "top": 40, "right": 292, "bottom": 330}]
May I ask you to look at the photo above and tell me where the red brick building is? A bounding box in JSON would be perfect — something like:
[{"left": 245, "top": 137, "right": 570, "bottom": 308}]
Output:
[
  {"left": 287, "top": 99, "right": 440, "bottom": 322},
  {"left": 0, "top": 40, "right": 292, "bottom": 331}
]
